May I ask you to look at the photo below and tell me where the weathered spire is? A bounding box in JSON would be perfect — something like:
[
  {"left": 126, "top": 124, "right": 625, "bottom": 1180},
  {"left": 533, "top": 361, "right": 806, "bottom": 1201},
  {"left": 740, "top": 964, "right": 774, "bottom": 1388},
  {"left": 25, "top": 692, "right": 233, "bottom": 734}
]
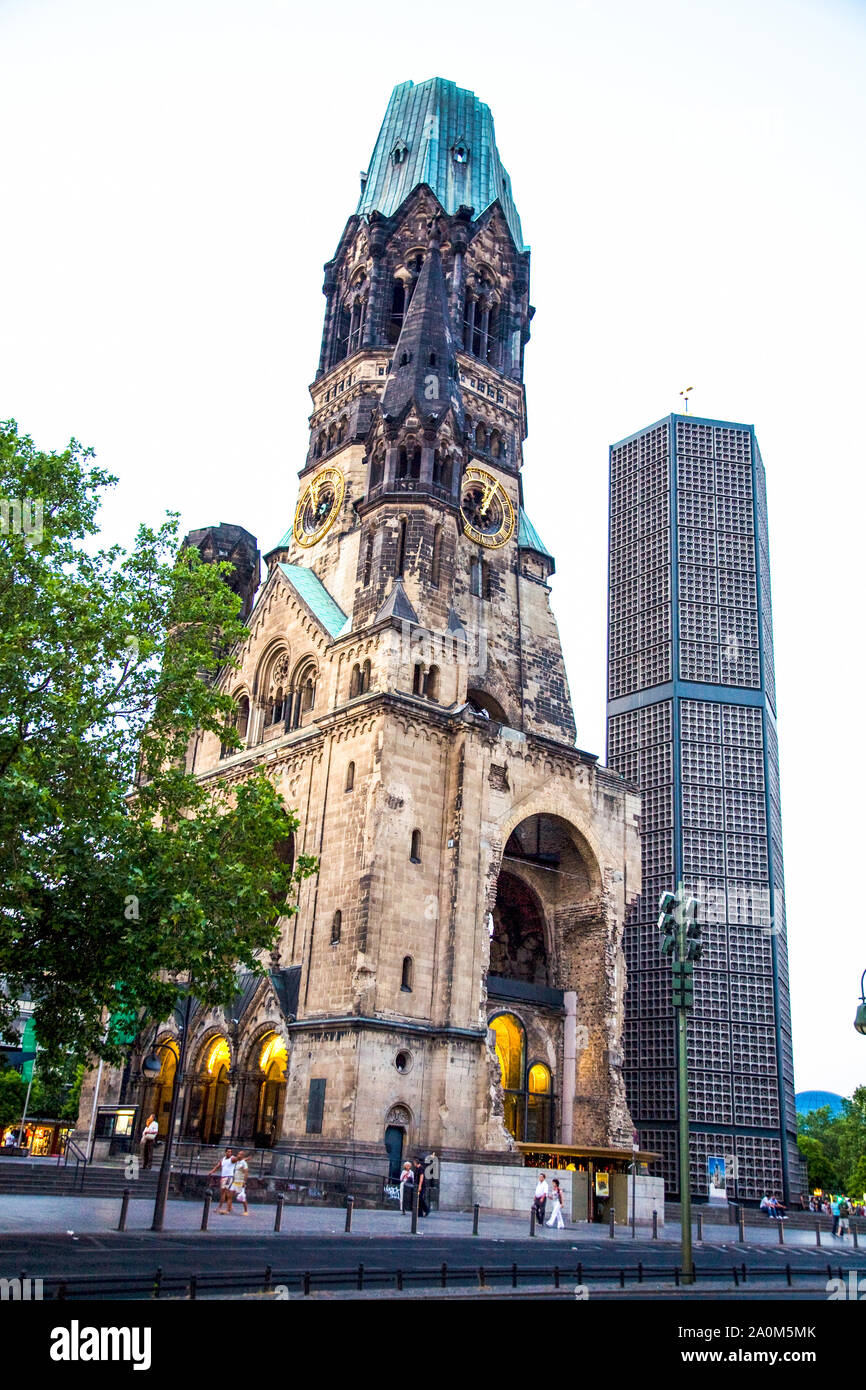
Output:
[{"left": 380, "top": 218, "right": 464, "bottom": 434}]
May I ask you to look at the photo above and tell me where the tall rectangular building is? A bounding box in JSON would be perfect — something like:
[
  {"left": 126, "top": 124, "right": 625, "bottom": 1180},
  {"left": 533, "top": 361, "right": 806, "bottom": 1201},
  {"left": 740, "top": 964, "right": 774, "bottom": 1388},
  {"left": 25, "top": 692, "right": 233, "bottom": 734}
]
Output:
[{"left": 606, "top": 413, "right": 803, "bottom": 1202}]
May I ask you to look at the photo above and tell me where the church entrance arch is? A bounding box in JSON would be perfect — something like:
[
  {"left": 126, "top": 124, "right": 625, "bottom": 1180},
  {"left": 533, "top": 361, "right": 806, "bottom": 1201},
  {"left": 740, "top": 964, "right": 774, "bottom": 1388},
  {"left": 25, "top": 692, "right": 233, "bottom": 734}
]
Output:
[
  {"left": 254, "top": 1033, "right": 288, "bottom": 1148},
  {"left": 141, "top": 1041, "right": 178, "bottom": 1139},
  {"left": 185, "top": 1037, "right": 231, "bottom": 1145}
]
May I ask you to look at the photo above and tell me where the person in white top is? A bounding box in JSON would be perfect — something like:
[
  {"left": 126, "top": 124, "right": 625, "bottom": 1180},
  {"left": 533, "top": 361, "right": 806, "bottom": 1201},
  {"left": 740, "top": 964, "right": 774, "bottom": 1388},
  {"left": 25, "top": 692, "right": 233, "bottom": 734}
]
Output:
[
  {"left": 533, "top": 1173, "right": 549, "bottom": 1226},
  {"left": 231, "top": 1151, "right": 250, "bottom": 1215},
  {"left": 546, "top": 1177, "right": 565, "bottom": 1229},
  {"left": 208, "top": 1147, "right": 236, "bottom": 1214},
  {"left": 140, "top": 1114, "right": 159, "bottom": 1170}
]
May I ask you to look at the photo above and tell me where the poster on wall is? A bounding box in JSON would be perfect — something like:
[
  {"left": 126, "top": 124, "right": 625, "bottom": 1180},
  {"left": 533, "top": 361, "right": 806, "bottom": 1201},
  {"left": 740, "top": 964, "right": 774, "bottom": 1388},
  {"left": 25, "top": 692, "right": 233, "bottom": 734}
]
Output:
[
  {"left": 595, "top": 1172, "right": 610, "bottom": 1198},
  {"left": 707, "top": 1155, "right": 727, "bottom": 1202}
]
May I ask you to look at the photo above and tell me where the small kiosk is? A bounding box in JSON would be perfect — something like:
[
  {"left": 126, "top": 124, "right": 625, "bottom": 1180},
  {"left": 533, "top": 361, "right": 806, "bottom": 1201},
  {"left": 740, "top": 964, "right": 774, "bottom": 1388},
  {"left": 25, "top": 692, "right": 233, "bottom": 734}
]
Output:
[{"left": 517, "top": 1142, "right": 662, "bottom": 1224}]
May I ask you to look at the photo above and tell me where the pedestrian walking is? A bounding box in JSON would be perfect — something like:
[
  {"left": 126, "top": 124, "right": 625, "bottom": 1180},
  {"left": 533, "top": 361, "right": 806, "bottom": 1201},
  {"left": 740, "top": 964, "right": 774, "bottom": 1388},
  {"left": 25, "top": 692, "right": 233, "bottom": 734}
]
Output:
[
  {"left": 399, "top": 1160, "right": 414, "bottom": 1214},
  {"left": 208, "top": 1147, "right": 236, "bottom": 1214},
  {"left": 545, "top": 1178, "right": 565, "bottom": 1229},
  {"left": 140, "top": 1114, "right": 159, "bottom": 1171},
  {"left": 231, "top": 1151, "right": 250, "bottom": 1215},
  {"left": 838, "top": 1198, "right": 851, "bottom": 1240},
  {"left": 413, "top": 1158, "right": 429, "bottom": 1217},
  {"left": 830, "top": 1195, "right": 841, "bottom": 1237},
  {"left": 533, "top": 1172, "right": 549, "bottom": 1226}
]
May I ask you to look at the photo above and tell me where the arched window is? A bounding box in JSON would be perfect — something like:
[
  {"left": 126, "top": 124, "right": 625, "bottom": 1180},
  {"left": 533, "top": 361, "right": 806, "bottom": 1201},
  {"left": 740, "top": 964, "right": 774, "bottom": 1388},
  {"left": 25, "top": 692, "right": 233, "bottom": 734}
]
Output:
[
  {"left": 331, "top": 910, "right": 342, "bottom": 944},
  {"left": 348, "top": 299, "right": 365, "bottom": 354},
  {"left": 486, "top": 304, "right": 500, "bottom": 368},
  {"left": 471, "top": 558, "right": 490, "bottom": 600},
  {"left": 369, "top": 449, "right": 385, "bottom": 491},
  {"left": 431, "top": 525, "right": 442, "bottom": 586},
  {"left": 410, "top": 829, "right": 422, "bottom": 863},
  {"left": 474, "top": 422, "right": 487, "bottom": 451},
  {"left": 236, "top": 695, "right": 250, "bottom": 741},
  {"left": 334, "top": 302, "right": 350, "bottom": 364},
  {"left": 335, "top": 417, "right": 346, "bottom": 447},
  {"left": 345, "top": 761, "right": 355, "bottom": 793},
  {"left": 361, "top": 659, "right": 371, "bottom": 693},
  {"left": 428, "top": 351, "right": 437, "bottom": 367},
  {"left": 316, "top": 433, "right": 326, "bottom": 458},
  {"left": 395, "top": 518, "right": 407, "bottom": 577},
  {"left": 424, "top": 665, "right": 439, "bottom": 701},
  {"left": 413, "top": 663, "right": 424, "bottom": 695},
  {"left": 349, "top": 664, "right": 361, "bottom": 699},
  {"left": 432, "top": 451, "right": 448, "bottom": 490},
  {"left": 488, "top": 1014, "right": 552, "bottom": 1142},
  {"left": 288, "top": 659, "right": 318, "bottom": 729},
  {"left": 463, "top": 295, "right": 476, "bottom": 352},
  {"left": 489, "top": 430, "right": 501, "bottom": 460},
  {"left": 401, "top": 956, "right": 413, "bottom": 992},
  {"left": 272, "top": 687, "right": 284, "bottom": 724},
  {"left": 388, "top": 279, "right": 406, "bottom": 344}
]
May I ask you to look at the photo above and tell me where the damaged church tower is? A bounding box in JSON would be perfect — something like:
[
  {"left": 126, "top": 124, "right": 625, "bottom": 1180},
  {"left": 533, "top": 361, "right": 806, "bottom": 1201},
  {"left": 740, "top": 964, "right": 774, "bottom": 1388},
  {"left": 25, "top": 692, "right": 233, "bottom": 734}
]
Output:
[{"left": 98, "top": 80, "right": 647, "bottom": 1214}]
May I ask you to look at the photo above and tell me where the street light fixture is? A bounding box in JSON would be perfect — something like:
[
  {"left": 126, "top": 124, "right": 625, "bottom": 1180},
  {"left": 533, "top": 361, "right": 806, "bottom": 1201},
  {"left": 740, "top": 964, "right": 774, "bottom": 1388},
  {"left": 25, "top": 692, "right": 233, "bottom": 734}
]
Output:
[{"left": 855, "top": 970, "right": 866, "bottom": 1036}]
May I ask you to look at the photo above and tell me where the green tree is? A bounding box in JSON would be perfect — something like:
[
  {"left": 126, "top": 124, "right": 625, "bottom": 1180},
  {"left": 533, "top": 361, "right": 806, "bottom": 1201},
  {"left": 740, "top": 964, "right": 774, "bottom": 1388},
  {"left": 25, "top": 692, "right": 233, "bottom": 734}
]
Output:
[
  {"left": 0, "top": 1067, "right": 26, "bottom": 1130},
  {"left": 0, "top": 421, "right": 316, "bottom": 1064},
  {"left": 797, "top": 1091, "right": 866, "bottom": 1195},
  {"left": 796, "top": 1133, "right": 839, "bottom": 1192}
]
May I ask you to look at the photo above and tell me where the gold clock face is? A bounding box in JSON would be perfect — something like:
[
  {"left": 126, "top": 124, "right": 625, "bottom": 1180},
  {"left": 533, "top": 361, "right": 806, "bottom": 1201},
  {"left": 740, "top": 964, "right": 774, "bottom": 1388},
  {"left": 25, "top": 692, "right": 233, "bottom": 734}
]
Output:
[
  {"left": 459, "top": 466, "right": 515, "bottom": 549},
  {"left": 293, "top": 466, "right": 345, "bottom": 548}
]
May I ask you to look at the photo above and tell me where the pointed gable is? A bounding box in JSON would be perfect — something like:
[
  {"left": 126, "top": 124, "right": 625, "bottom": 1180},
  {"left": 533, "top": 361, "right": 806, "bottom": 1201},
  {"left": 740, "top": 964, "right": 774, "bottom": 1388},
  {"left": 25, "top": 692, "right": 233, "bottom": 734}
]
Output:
[{"left": 380, "top": 222, "right": 464, "bottom": 434}]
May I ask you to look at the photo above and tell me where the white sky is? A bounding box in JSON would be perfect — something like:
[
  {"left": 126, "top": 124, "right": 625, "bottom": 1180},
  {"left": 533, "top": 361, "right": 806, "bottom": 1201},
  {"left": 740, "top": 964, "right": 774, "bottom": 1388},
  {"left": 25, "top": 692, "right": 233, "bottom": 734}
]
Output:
[{"left": 2, "top": 0, "right": 864, "bottom": 1097}]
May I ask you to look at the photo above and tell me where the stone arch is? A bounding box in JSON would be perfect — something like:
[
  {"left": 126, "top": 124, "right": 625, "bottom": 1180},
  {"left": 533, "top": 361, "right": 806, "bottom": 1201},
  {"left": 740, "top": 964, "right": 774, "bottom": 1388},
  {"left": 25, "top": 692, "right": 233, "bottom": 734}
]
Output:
[
  {"left": 493, "top": 802, "right": 605, "bottom": 903},
  {"left": 489, "top": 869, "right": 551, "bottom": 985}
]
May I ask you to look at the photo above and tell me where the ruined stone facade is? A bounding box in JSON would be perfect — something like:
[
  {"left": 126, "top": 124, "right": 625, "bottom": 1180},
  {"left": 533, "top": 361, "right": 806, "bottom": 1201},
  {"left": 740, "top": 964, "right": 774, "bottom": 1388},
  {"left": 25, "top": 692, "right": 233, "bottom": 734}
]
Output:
[{"left": 80, "top": 79, "right": 641, "bottom": 1187}]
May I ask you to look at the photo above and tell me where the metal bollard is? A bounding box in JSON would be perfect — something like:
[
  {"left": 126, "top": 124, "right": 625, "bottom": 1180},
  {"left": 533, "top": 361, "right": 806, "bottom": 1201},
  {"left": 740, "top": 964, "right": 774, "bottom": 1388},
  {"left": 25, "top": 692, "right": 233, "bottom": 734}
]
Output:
[
  {"left": 478, "top": 1265, "right": 486, "bottom": 1288},
  {"left": 200, "top": 1191, "right": 212, "bottom": 1231},
  {"left": 274, "top": 1193, "right": 284, "bottom": 1232},
  {"left": 153, "top": 1267, "right": 163, "bottom": 1300},
  {"left": 815, "top": 1220, "right": 821, "bottom": 1246},
  {"left": 440, "top": 1262, "right": 447, "bottom": 1289},
  {"left": 530, "top": 1206, "right": 536, "bottom": 1237},
  {"left": 609, "top": 1205, "right": 616, "bottom": 1239},
  {"left": 853, "top": 1224, "right": 859, "bottom": 1250},
  {"left": 345, "top": 1195, "right": 354, "bottom": 1232},
  {"left": 472, "top": 1202, "right": 480, "bottom": 1236},
  {"left": 652, "top": 1209, "right": 658, "bottom": 1240},
  {"left": 189, "top": 1275, "right": 197, "bottom": 1301},
  {"left": 117, "top": 1188, "right": 130, "bottom": 1232},
  {"left": 778, "top": 1218, "right": 785, "bottom": 1244},
  {"left": 738, "top": 1210, "right": 746, "bottom": 1244},
  {"left": 357, "top": 1262, "right": 364, "bottom": 1291},
  {"left": 411, "top": 1183, "right": 419, "bottom": 1235},
  {"left": 303, "top": 1271, "right": 311, "bottom": 1296},
  {"left": 697, "top": 1210, "right": 703, "bottom": 1242}
]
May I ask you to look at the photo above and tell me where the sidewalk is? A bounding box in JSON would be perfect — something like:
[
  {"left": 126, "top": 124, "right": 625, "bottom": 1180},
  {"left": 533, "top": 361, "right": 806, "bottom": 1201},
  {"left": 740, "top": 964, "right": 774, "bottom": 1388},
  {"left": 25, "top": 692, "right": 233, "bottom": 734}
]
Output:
[{"left": 0, "top": 1194, "right": 862, "bottom": 1250}]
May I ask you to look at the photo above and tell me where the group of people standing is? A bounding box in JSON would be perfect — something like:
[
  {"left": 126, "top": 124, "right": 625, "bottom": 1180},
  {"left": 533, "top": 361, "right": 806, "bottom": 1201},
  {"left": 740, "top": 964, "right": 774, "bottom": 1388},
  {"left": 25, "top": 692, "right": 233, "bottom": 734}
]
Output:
[
  {"left": 533, "top": 1173, "right": 566, "bottom": 1229},
  {"left": 398, "top": 1158, "right": 431, "bottom": 1216},
  {"left": 207, "top": 1146, "right": 251, "bottom": 1215}
]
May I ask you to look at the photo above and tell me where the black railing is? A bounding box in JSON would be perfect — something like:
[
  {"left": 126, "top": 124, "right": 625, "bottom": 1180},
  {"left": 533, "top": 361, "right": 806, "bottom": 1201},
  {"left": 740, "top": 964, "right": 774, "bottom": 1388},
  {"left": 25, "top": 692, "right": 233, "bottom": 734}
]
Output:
[
  {"left": 38, "top": 1258, "right": 853, "bottom": 1302},
  {"left": 59, "top": 1138, "right": 88, "bottom": 1191}
]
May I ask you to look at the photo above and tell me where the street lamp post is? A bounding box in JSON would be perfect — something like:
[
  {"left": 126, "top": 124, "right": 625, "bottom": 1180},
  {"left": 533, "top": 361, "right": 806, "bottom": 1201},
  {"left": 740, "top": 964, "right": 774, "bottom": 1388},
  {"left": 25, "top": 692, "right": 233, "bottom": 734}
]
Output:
[
  {"left": 659, "top": 886, "right": 702, "bottom": 1286},
  {"left": 151, "top": 984, "right": 194, "bottom": 1232},
  {"left": 855, "top": 970, "right": 866, "bottom": 1036}
]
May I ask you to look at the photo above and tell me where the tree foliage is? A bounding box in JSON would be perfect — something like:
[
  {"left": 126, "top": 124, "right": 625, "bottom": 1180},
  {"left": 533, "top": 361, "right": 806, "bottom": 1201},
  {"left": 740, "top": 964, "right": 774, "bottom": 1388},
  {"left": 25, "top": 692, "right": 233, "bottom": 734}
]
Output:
[
  {"left": 797, "top": 1087, "right": 866, "bottom": 1196},
  {"left": 0, "top": 421, "right": 316, "bottom": 1065}
]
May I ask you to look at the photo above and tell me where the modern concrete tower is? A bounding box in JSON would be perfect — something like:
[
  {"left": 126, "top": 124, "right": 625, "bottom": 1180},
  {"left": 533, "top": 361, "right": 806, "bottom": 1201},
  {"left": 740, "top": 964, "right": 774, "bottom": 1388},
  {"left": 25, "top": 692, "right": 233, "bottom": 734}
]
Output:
[{"left": 606, "top": 413, "right": 804, "bottom": 1203}]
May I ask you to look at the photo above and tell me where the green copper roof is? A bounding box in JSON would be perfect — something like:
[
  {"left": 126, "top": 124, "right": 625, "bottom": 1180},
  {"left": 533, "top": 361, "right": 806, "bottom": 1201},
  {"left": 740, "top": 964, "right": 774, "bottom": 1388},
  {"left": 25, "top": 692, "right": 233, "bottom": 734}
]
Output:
[
  {"left": 518, "top": 509, "right": 552, "bottom": 558},
  {"left": 357, "top": 78, "right": 525, "bottom": 251},
  {"left": 278, "top": 564, "right": 347, "bottom": 639}
]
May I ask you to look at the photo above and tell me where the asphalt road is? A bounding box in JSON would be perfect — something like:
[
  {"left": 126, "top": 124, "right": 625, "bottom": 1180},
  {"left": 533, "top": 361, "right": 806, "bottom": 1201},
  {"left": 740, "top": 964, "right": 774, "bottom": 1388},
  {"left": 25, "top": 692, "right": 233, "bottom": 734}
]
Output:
[{"left": 3, "top": 1225, "right": 863, "bottom": 1300}]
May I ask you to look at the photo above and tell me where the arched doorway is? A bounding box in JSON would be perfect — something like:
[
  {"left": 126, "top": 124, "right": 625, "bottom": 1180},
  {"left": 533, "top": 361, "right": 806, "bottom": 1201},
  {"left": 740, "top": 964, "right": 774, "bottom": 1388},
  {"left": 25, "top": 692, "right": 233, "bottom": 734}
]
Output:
[
  {"left": 142, "top": 1041, "right": 178, "bottom": 1139},
  {"left": 199, "top": 1038, "right": 231, "bottom": 1145},
  {"left": 254, "top": 1033, "right": 287, "bottom": 1147}
]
